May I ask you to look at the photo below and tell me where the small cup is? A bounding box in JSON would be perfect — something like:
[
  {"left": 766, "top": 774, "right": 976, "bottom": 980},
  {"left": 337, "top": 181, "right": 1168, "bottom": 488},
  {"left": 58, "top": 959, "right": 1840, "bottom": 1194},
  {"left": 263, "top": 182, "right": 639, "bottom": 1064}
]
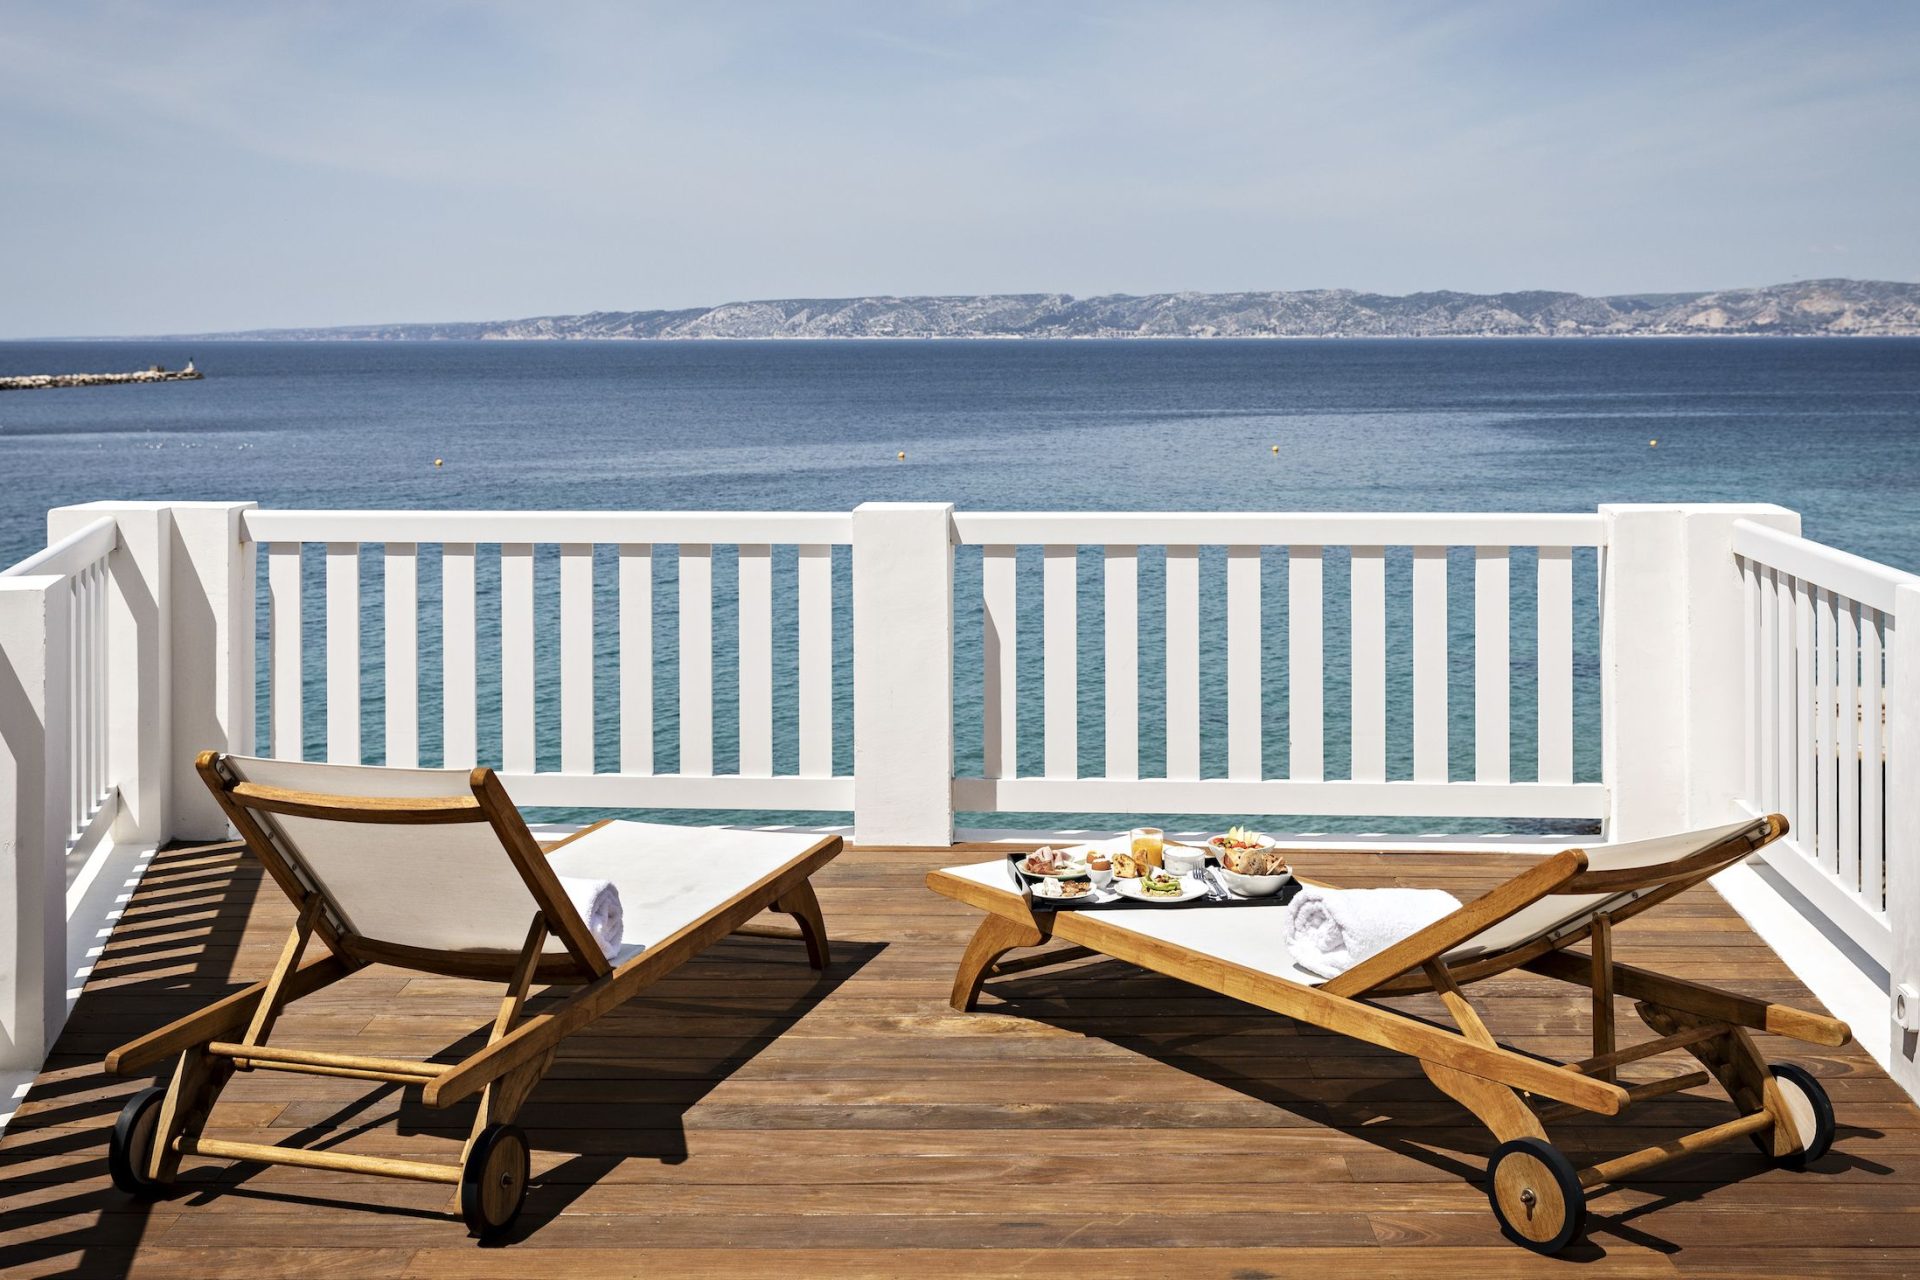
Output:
[
  {"left": 1129, "top": 827, "right": 1165, "bottom": 868},
  {"left": 1161, "top": 844, "right": 1207, "bottom": 876},
  {"left": 1088, "top": 863, "right": 1114, "bottom": 890}
]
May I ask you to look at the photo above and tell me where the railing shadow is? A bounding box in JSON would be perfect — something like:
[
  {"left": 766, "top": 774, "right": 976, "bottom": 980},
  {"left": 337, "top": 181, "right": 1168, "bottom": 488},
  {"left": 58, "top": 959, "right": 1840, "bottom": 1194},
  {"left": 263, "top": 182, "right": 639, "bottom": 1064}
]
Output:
[{"left": 0, "top": 839, "right": 261, "bottom": 1278}]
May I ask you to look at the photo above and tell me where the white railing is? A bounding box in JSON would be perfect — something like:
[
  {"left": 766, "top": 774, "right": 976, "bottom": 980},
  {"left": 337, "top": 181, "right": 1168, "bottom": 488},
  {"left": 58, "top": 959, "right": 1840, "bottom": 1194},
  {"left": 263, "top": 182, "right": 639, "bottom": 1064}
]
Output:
[
  {"left": 0, "top": 514, "right": 120, "bottom": 1071},
  {"left": 952, "top": 513, "right": 1605, "bottom": 820},
  {"left": 0, "top": 516, "right": 118, "bottom": 849},
  {"left": 7, "top": 498, "right": 1920, "bottom": 1105},
  {"left": 1734, "top": 519, "right": 1917, "bottom": 968},
  {"left": 243, "top": 509, "right": 854, "bottom": 811}
]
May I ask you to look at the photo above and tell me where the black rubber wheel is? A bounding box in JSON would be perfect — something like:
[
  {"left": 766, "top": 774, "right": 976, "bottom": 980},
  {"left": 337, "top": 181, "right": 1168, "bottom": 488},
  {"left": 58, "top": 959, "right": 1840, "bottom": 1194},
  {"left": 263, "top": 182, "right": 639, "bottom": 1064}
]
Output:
[
  {"left": 1750, "top": 1062, "right": 1835, "bottom": 1168},
  {"left": 108, "top": 1086, "right": 169, "bottom": 1198},
  {"left": 1487, "top": 1136, "right": 1587, "bottom": 1255},
  {"left": 460, "top": 1123, "right": 530, "bottom": 1242}
]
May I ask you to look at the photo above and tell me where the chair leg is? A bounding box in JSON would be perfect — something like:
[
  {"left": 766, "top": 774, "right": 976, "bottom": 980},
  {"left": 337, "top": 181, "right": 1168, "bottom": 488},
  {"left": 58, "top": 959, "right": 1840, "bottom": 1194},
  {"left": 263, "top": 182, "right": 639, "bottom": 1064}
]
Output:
[
  {"left": 774, "top": 880, "right": 831, "bottom": 971},
  {"left": 1637, "top": 1001, "right": 1803, "bottom": 1159},
  {"left": 1421, "top": 1061, "right": 1549, "bottom": 1144},
  {"left": 949, "top": 913, "right": 1046, "bottom": 1012},
  {"left": 147, "top": 1043, "right": 234, "bottom": 1183}
]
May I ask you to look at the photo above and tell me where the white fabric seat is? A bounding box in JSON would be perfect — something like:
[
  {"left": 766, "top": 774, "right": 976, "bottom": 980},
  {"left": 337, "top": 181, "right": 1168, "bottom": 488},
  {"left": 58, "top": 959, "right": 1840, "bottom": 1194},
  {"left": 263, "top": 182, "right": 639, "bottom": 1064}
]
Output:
[
  {"left": 945, "top": 817, "right": 1768, "bottom": 990},
  {"left": 547, "top": 821, "right": 823, "bottom": 965}
]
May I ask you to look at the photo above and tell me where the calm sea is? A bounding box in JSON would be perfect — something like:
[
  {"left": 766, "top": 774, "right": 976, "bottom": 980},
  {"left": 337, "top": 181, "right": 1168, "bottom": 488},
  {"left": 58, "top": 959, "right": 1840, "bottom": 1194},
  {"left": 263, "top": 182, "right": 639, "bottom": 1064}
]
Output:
[{"left": 3, "top": 338, "right": 1917, "bottom": 831}]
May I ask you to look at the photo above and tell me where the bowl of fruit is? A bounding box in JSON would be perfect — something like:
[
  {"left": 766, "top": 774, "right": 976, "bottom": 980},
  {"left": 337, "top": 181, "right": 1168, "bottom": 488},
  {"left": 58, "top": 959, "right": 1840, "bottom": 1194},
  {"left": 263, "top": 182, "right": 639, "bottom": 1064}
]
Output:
[{"left": 1207, "top": 826, "right": 1292, "bottom": 896}]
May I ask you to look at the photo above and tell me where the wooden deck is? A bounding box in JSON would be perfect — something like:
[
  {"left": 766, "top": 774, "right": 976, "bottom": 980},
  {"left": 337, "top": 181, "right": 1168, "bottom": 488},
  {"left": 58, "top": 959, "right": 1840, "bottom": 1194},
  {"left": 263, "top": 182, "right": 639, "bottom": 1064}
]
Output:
[{"left": 2, "top": 838, "right": 1917, "bottom": 1278}]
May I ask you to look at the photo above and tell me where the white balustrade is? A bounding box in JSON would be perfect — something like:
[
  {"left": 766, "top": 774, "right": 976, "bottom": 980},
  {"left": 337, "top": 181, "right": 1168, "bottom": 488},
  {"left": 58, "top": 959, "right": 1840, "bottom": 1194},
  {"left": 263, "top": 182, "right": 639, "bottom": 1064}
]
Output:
[
  {"left": 951, "top": 512, "right": 1606, "bottom": 821},
  {"left": 1733, "top": 519, "right": 1914, "bottom": 966},
  {"left": 241, "top": 509, "right": 855, "bottom": 811}
]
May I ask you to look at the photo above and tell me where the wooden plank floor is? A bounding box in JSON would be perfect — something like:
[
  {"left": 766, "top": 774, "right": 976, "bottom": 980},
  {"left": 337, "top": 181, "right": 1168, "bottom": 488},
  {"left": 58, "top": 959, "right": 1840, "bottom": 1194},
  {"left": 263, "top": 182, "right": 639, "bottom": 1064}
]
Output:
[{"left": 2, "top": 839, "right": 1917, "bottom": 1278}]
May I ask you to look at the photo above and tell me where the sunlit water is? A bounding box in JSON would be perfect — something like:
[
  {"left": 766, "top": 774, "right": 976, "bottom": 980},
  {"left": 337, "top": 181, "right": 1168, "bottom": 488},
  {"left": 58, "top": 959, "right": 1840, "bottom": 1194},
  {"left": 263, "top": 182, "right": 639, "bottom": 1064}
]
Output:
[{"left": 3, "top": 338, "right": 1916, "bottom": 832}]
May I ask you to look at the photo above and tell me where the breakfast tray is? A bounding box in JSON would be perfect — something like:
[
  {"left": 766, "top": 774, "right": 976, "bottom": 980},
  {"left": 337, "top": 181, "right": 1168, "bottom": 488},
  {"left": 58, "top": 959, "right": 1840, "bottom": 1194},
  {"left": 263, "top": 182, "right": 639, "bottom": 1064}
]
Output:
[{"left": 1003, "top": 852, "right": 1303, "bottom": 912}]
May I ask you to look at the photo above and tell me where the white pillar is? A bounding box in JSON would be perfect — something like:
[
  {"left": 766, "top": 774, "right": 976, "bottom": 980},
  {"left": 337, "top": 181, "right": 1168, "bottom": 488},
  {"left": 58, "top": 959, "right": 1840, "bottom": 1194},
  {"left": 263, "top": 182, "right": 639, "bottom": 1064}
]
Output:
[
  {"left": 0, "top": 574, "right": 70, "bottom": 1069},
  {"left": 1886, "top": 581, "right": 1920, "bottom": 1101},
  {"left": 1600, "top": 503, "right": 1798, "bottom": 839},
  {"left": 49, "top": 503, "right": 173, "bottom": 844},
  {"left": 168, "top": 503, "right": 257, "bottom": 840},
  {"left": 852, "top": 502, "right": 955, "bottom": 846}
]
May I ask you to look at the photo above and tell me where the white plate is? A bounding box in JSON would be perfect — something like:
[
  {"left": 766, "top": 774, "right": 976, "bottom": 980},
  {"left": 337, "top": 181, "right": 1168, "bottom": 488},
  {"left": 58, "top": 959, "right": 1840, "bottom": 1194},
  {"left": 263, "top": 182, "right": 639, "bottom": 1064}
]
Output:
[
  {"left": 1017, "top": 859, "right": 1089, "bottom": 880},
  {"left": 1111, "top": 873, "right": 1208, "bottom": 905},
  {"left": 1031, "top": 877, "right": 1100, "bottom": 901}
]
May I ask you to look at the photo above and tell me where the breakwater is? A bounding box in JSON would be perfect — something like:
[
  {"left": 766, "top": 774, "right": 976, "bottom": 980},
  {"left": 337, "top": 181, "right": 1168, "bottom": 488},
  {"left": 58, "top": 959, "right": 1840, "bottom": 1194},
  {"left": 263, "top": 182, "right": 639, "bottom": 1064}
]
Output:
[{"left": 0, "top": 364, "right": 201, "bottom": 391}]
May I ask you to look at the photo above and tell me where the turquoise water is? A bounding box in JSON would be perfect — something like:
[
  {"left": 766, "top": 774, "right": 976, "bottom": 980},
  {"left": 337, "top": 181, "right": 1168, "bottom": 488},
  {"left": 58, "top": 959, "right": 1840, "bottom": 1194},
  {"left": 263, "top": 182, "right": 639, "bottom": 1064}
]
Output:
[{"left": 2, "top": 338, "right": 1916, "bottom": 832}]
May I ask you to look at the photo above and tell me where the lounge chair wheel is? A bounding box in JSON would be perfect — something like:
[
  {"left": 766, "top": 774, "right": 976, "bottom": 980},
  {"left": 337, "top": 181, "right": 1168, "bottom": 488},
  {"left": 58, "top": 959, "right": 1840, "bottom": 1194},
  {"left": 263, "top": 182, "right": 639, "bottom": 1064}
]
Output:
[
  {"left": 461, "top": 1123, "right": 531, "bottom": 1241},
  {"left": 1750, "top": 1062, "right": 1835, "bottom": 1168},
  {"left": 108, "top": 1086, "right": 169, "bottom": 1198},
  {"left": 1488, "top": 1137, "right": 1585, "bottom": 1255}
]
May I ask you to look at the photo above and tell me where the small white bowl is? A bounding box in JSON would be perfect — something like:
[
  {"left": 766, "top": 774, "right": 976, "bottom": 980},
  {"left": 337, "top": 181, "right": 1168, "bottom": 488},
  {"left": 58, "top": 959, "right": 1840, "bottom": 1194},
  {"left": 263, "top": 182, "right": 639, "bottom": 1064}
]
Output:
[
  {"left": 1160, "top": 845, "right": 1208, "bottom": 876},
  {"left": 1218, "top": 865, "right": 1293, "bottom": 897}
]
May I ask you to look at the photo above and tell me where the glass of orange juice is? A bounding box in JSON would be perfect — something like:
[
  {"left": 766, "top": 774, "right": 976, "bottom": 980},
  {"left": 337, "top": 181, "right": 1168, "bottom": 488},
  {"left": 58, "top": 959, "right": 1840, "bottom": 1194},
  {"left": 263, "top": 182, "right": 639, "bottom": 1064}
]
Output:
[{"left": 1129, "top": 827, "right": 1165, "bottom": 869}]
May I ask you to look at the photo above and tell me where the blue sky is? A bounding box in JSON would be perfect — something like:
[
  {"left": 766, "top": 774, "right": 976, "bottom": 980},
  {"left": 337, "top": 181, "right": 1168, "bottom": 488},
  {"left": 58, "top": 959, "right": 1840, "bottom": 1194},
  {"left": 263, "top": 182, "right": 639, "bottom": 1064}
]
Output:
[{"left": 2, "top": 1, "right": 1915, "bottom": 335}]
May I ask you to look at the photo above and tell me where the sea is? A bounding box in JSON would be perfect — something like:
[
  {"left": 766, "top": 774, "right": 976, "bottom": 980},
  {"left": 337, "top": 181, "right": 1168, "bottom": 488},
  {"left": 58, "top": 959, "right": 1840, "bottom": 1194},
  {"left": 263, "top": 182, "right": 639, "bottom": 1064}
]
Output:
[{"left": 2, "top": 337, "right": 1917, "bottom": 832}]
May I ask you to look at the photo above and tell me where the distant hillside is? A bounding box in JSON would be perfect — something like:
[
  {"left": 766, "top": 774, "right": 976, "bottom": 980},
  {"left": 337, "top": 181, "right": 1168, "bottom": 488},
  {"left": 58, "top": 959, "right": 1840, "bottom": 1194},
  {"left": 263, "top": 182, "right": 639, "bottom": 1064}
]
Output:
[{"left": 181, "top": 279, "right": 1920, "bottom": 340}]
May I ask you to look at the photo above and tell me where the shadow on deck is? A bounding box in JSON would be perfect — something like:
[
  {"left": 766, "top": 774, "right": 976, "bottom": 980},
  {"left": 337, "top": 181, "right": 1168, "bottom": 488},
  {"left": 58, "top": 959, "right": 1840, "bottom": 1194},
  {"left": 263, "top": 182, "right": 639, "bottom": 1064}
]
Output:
[{"left": 1, "top": 840, "right": 1914, "bottom": 1278}]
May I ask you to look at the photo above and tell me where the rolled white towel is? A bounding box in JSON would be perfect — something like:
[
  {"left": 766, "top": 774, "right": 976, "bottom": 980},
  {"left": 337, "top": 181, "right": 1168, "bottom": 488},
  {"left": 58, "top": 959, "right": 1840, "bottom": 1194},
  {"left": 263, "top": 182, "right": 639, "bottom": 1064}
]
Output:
[
  {"left": 558, "top": 876, "right": 624, "bottom": 961},
  {"left": 1285, "top": 886, "right": 1462, "bottom": 979}
]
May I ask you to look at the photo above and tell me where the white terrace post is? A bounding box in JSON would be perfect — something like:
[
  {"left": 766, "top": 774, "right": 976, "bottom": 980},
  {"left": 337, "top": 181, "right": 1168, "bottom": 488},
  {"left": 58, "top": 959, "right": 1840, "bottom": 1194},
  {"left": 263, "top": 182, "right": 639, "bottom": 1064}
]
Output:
[
  {"left": 0, "top": 573, "right": 70, "bottom": 1070},
  {"left": 166, "top": 503, "right": 258, "bottom": 840},
  {"left": 1600, "top": 503, "right": 1798, "bottom": 840},
  {"left": 852, "top": 502, "right": 956, "bottom": 846},
  {"left": 1888, "top": 581, "right": 1920, "bottom": 1101}
]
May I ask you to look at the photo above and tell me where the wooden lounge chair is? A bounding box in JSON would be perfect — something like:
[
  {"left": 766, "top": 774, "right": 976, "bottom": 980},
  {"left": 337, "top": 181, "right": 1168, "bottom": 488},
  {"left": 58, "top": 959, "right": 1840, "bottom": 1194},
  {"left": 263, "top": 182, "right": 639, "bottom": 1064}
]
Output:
[
  {"left": 927, "top": 816, "right": 1848, "bottom": 1255},
  {"left": 104, "top": 752, "right": 842, "bottom": 1240}
]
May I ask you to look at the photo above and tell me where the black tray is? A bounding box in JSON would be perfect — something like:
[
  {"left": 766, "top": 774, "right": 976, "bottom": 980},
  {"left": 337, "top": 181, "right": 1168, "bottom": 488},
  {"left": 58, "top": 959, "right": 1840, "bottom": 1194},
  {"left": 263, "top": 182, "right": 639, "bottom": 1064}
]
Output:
[{"left": 1005, "top": 852, "right": 1301, "bottom": 912}]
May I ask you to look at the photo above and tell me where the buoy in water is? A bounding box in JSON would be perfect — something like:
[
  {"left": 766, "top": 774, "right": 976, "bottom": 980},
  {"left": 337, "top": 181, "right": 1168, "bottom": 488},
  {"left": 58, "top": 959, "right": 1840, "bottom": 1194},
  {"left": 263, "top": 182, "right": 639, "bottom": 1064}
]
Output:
[
  {"left": 434, "top": 458, "right": 444, "bottom": 467},
  {"left": 897, "top": 451, "right": 906, "bottom": 461},
  {"left": 1271, "top": 445, "right": 1280, "bottom": 454},
  {"left": 1648, "top": 439, "right": 1657, "bottom": 448}
]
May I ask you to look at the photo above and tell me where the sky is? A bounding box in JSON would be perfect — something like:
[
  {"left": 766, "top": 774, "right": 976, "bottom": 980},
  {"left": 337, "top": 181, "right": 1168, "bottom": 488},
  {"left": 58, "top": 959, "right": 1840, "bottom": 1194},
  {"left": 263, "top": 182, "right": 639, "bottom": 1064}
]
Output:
[{"left": 2, "top": 1, "right": 1916, "bottom": 337}]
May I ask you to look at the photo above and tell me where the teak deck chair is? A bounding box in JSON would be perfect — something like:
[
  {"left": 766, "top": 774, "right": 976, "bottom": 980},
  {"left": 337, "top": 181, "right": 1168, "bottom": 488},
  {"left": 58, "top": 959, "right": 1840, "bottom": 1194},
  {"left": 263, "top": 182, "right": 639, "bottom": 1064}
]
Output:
[
  {"left": 105, "top": 753, "right": 842, "bottom": 1240},
  {"left": 927, "top": 816, "right": 1850, "bottom": 1255}
]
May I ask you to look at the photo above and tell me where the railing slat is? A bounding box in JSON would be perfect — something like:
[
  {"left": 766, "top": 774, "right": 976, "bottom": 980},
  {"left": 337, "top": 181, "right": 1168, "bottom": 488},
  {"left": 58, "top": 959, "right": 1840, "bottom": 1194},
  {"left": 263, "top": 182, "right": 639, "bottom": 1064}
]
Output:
[
  {"left": 678, "top": 544, "right": 713, "bottom": 776},
  {"left": 268, "top": 542, "right": 303, "bottom": 761},
  {"left": 1774, "top": 568, "right": 1796, "bottom": 833},
  {"left": 1795, "top": 575, "right": 1816, "bottom": 855},
  {"left": 1165, "top": 546, "right": 1200, "bottom": 781},
  {"left": 618, "top": 545, "right": 653, "bottom": 775},
  {"left": 1412, "top": 546, "right": 1448, "bottom": 783},
  {"left": 981, "top": 547, "right": 1017, "bottom": 779},
  {"left": 1103, "top": 547, "right": 1138, "bottom": 782},
  {"left": 1473, "top": 547, "right": 1510, "bottom": 784},
  {"left": 1227, "top": 546, "right": 1262, "bottom": 781},
  {"left": 441, "top": 543, "right": 478, "bottom": 768},
  {"left": 1350, "top": 547, "right": 1386, "bottom": 782},
  {"left": 325, "top": 543, "right": 360, "bottom": 765},
  {"left": 1537, "top": 547, "right": 1573, "bottom": 785},
  {"left": 1043, "top": 545, "right": 1077, "bottom": 778},
  {"left": 383, "top": 544, "right": 418, "bottom": 768},
  {"left": 738, "top": 544, "right": 773, "bottom": 778},
  {"left": 91, "top": 561, "right": 105, "bottom": 808},
  {"left": 1743, "top": 556, "right": 1760, "bottom": 807},
  {"left": 1817, "top": 587, "right": 1839, "bottom": 873},
  {"left": 1285, "top": 546, "right": 1320, "bottom": 782},
  {"left": 1862, "top": 607, "right": 1886, "bottom": 910},
  {"left": 499, "top": 544, "right": 535, "bottom": 773},
  {"left": 797, "top": 545, "right": 832, "bottom": 778},
  {"left": 1839, "top": 595, "right": 1861, "bottom": 893},
  {"left": 560, "top": 544, "right": 594, "bottom": 774}
]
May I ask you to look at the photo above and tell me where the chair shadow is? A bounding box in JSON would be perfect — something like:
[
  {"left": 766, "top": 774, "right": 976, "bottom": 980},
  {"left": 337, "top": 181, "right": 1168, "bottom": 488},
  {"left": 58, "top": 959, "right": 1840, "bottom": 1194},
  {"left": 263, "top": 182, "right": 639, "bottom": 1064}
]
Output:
[
  {"left": 197, "top": 932, "right": 884, "bottom": 1244},
  {"left": 986, "top": 956, "right": 1876, "bottom": 1262}
]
